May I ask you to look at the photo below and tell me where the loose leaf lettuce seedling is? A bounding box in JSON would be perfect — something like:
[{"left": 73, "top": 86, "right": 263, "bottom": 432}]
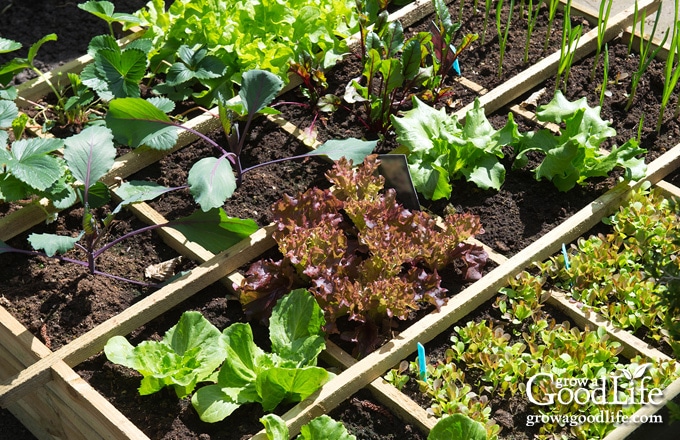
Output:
[
  {"left": 514, "top": 90, "right": 647, "bottom": 191},
  {"left": 428, "top": 414, "right": 487, "bottom": 440},
  {"left": 191, "top": 289, "right": 332, "bottom": 422},
  {"left": 261, "top": 414, "right": 356, "bottom": 440},
  {"left": 104, "top": 311, "right": 227, "bottom": 398},
  {"left": 391, "top": 96, "right": 518, "bottom": 200}
]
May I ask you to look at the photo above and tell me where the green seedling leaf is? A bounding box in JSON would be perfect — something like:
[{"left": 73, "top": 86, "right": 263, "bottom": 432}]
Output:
[
  {"left": 187, "top": 157, "right": 237, "bottom": 211},
  {"left": 240, "top": 69, "right": 284, "bottom": 116},
  {"left": 0, "top": 100, "right": 18, "bottom": 129},
  {"left": 106, "top": 97, "right": 180, "bottom": 150},
  {"left": 257, "top": 366, "right": 330, "bottom": 411},
  {"left": 104, "top": 311, "right": 227, "bottom": 398},
  {"left": 63, "top": 126, "right": 115, "bottom": 190},
  {"left": 270, "top": 288, "right": 325, "bottom": 366},
  {"left": 299, "top": 415, "right": 356, "bottom": 440},
  {"left": 306, "top": 138, "right": 377, "bottom": 164},
  {"left": 28, "top": 231, "right": 85, "bottom": 257},
  {"left": 1, "top": 138, "right": 65, "bottom": 191},
  {"left": 428, "top": 413, "right": 488, "bottom": 440},
  {"left": 193, "top": 290, "right": 330, "bottom": 423},
  {"left": 167, "top": 208, "right": 258, "bottom": 253},
  {"left": 114, "top": 181, "right": 176, "bottom": 207},
  {"left": 28, "top": 34, "right": 57, "bottom": 66},
  {"left": 146, "top": 96, "right": 175, "bottom": 114},
  {"left": 0, "top": 37, "right": 21, "bottom": 54},
  {"left": 190, "top": 384, "right": 242, "bottom": 423},
  {"left": 78, "top": 1, "right": 141, "bottom": 26},
  {"left": 261, "top": 414, "right": 289, "bottom": 440},
  {"left": 97, "top": 48, "right": 147, "bottom": 98}
]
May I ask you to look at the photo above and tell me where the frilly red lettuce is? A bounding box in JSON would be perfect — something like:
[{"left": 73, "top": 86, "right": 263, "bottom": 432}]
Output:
[{"left": 237, "top": 155, "right": 488, "bottom": 356}]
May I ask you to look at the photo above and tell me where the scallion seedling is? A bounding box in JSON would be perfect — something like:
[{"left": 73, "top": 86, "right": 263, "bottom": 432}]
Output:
[
  {"left": 626, "top": 4, "right": 667, "bottom": 111},
  {"left": 657, "top": 0, "right": 680, "bottom": 132},
  {"left": 523, "top": 0, "right": 541, "bottom": 64},
  {"left": 482, "top": 0, "right": 492, "bottom": 44},
  {"left": 543, "top": 0, "right": 560, "bottom": 53},
  {"left": 496, "top": 0, "right": 515, "bottom": 77},
  {"left": 599, "top": 44, "right": 609, "bottom": 107},
  {"left": 590, "top": 0, "right": 613, "bottom": 81},
  {"left": 555, "top": 0, "right": 581, "bottom": 93}
]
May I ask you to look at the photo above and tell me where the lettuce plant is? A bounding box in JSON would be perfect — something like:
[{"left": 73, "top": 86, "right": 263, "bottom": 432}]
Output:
[
  {"left": 105, "top": 311, "right": 227, "bottom": 398},
  {"left": 389, "top": 268, "right": 680, "bottom": 439},
  {"left": 105, "top": 289, "right": 331, "bottom": 422},
  {"left": 0, "top": 125, "right": 258, "bottom": 286},
  {"left": 514, "top": 90, "right": 647, "bottom": 192},
  {"left": 552, "top": 185, "right": 680, "bottom": 354},
  {"left": 261, "top": 414, "right": 356, "bottom": 440},
  {"left": 134, "top": 0, "right": 358, "bottom": 95},
  {"left": 391, "top": 96, "right": 519, "bottom": 200},
  {"left": 106, "top": 69, "right": 376, "bottom": 211},
  {"left": 191, "top": 289, "right": 332, "bottom": 422},
  {"left": 237, "top": 155, "right": 488, "bottom": 356}
]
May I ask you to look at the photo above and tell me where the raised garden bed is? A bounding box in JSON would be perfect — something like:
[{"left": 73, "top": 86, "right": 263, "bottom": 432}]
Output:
[{"left": 2, "top": 0, "right": 680, "bottom": 439}]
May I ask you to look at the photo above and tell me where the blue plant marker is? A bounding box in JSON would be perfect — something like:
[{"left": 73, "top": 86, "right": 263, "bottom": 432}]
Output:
[
  {"left": 451, "top": 45, "right": 461, "bottom": 76},
  {"left": 417, "top": 342, "right": 427, "bottom": 380},
  {"left": 561, "top": 243, "right": 571, "bottom": 270}
]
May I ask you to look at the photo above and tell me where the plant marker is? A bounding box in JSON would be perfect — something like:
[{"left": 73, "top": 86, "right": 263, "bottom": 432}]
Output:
[
  {"left": 561, "top": 243, "right": 570, "bottom": 270},
  {"left": 417, "top": 342, "right": 427, "bottom": 380},
  {"left": 451, "top": 44, "right": 461, "bottom": 76}
]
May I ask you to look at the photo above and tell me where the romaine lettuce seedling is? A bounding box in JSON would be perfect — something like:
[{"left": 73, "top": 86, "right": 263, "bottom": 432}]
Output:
[{"left": 191, "top": 288, "right": 332, "bottom": 422}]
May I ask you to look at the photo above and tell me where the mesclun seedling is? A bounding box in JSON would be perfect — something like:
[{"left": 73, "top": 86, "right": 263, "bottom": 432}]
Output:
[
  {"left": 0, "top": 125, "right": 258, "bottom": 286},
  {"left": 237, "top": 155, "right": 488, "bottom": 357},
  {"left": 106, "top": 69, "right": 376, "bottom": 211},
  {"left": 552, "top": 184, "right": 680, "bottom": 355}
]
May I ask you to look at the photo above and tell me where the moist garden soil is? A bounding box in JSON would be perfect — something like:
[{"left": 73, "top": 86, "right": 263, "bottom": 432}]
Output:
[{"left": 2, "top": 1, "right": 679, "bottom": 439}]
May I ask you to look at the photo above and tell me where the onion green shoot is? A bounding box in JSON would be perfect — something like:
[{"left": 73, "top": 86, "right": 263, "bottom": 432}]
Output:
[
  {"left": 496, "top": 0, "right": 515, "bottom": 77},
  {"left": 628, "top": 0, "right": 640, "bottom": 55},
  {"left": 590, "top": 0, "right": 613, "bottom": 81},
  {"left": 481, "top": 0, "right": 492, "bottom": 44},
  {"left": 657, "top": 0, "right": 680, "bottom": 132},
  {"left": 555, "top": 0, "right": 581, "bottom": 93},
  {"left": 626, "top": 4, "right": 668, "bottom": 111},
  {"left": 599, "top": 44, "right": 609, "bottom": 107},
  {"left": 523, "top": 0, "right": 541, "bottom": 63},
  {"left": 543, "top": 0, "right": 560, "bottom": 53}
]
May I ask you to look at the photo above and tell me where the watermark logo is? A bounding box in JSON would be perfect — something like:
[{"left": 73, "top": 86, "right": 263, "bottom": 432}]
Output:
[{"left": 525, "top": 363, "right": 664, "bottom": 407}]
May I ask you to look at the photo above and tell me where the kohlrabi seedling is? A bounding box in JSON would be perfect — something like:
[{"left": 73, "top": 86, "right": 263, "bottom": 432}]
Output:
[
  {"left": 106, "top": 69, "right": 376, "bottom": 211},
  {"left": 0, "top": 125, "right": 258, "bottom": 287}
]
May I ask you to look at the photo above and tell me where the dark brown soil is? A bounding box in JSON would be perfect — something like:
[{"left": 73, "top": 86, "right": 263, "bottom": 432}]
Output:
[{"left": 2, "top": 0, "right": 680, "bottom": 439}]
